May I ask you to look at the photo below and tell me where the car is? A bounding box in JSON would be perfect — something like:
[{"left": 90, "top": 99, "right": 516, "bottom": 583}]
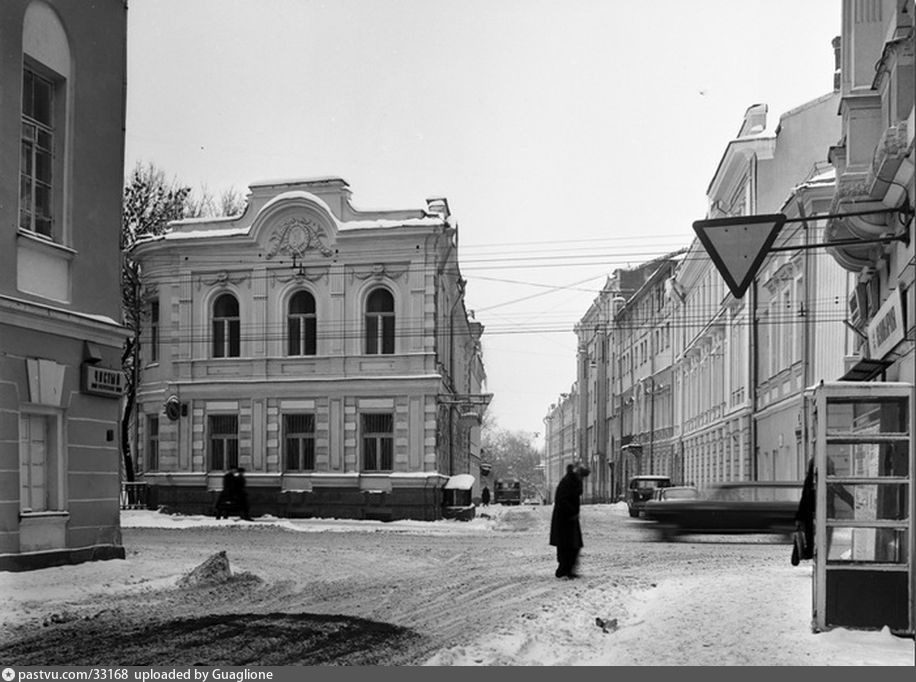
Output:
[
  {"left": 626, "top": 475, "right": 672, "bottom": 517},
  {"left": 642, "top": 486, "right": 699, "bottom": 522},
  {"left": 644, "top": 480, "right": 803, "bottom": 540}
]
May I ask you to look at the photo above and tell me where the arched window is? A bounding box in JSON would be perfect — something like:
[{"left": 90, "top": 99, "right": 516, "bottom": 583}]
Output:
[
  {"left": 287, "top": 290, "right": 316, "bottom": 356},
  {"left": 365, "top": 288, "right": 394, "bottom": 355},
  {"left": 21, "top": 2, "right": 71, "bottom": 242},
  {"left": 212, "top": 293, "right": 240, "bottom": 358}
]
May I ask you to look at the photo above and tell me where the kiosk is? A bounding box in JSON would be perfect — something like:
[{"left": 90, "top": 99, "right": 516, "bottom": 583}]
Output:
[{"left": 806, "top": 381, "right": 914, "bottom": 634}]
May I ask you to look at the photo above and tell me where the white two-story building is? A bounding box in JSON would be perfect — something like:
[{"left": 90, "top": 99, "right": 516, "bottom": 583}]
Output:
[{"left": 130, "top": 177, "right": 488, "bottom": 521}]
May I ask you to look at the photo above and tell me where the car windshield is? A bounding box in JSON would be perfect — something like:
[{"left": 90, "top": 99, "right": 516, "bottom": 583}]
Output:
[
  {"left": 633, "top": 479, "right": 668, "bottom": 489},
  {"left": 664, "top": 488, "right": 697, "bottom": 499}
]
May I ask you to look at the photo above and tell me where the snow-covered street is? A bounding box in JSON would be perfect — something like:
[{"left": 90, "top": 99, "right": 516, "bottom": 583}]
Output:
[{"left": 1, "top": 503, "right": 913, "bottom": 666}]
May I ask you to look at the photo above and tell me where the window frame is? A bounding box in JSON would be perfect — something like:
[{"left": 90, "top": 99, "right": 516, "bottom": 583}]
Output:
[
  {"left": 283, "top": 413, "right": 316, "bottom": 471},
  {"left": 150, "top": 298, "right": 160, "bottom": 363},
  {"left": 19, "top": 410, "right": 62, "bottom": 514},
  {"left": 361, "top": 412, "right": 394, "bottom": 472},
  {"left": 365, "top": 288, "right": 395, "bottom": 355},
  {"left": 212, "top": 292, "right": 241, "bottom": 358},
  {"left": 287, "top": 290, "right": 317, "bottom": 356},
  {"left": 146, "top": 414, "right": 160, "bottom": 471},
  {"left": 20, "top": 63, "right": 57, "bottom": 240},
  {"left": 208, "top": 414, "right": 239, "bottom": 471}
]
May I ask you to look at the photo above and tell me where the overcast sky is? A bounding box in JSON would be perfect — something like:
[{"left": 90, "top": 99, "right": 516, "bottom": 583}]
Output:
[{"left": 125, "top": 0, "right": 842, "bottom": 444}]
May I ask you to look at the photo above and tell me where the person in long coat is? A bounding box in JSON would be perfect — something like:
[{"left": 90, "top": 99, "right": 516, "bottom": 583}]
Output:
[
  {"left": 550, "top": 463, "right": 589, "bottom": 578},
  {"left": 793, "top": 458, "right": 815, "bottom": 564}
]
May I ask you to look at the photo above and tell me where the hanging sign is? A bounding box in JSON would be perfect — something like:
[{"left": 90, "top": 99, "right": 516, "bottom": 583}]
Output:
[{"left": 867, "top": 289, "right": 904, "bottom": 359}]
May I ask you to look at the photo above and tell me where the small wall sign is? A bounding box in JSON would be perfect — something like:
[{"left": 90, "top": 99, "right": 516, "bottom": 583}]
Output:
[{"left": 82, "top": 363, "right": 124, "bottom": 398}]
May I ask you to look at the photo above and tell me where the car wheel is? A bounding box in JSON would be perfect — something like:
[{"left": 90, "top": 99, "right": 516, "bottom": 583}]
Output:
[
  {"left": 658, "top": 525, "right": 677, "bottom": 541},
  {"left": 628, "top": 507, "right": 638, "bottom": 518}
]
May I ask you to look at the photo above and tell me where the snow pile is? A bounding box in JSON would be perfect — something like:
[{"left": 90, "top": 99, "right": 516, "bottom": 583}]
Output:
[{"left": 121, "top": 508, "right": 507, "bottom": 535}]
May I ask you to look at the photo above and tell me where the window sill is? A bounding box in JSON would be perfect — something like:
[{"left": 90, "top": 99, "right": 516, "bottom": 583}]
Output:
[
  {"left": 17, "top": 229, "right": 76, "bottom": 259},
  {"left": 19, "top": 510, "right": 69, "bottom": 519}
]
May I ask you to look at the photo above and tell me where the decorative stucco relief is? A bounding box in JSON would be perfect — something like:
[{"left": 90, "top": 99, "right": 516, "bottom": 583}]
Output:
[
  {"left": 272, "top": 267, "right": 328, "bottom": 286},
  {"left": 350, "top": 263, "right": 409, "bottom": 283},
  {"left": 196, "top": 270, "right": 250, "bottom": 290},
  {"left": 266, "top": 216, "right": 334, "bottom": 260}
]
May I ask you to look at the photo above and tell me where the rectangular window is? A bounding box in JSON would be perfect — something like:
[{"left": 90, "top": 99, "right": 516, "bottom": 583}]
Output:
[
  {"left": 361, "top": 413, "right": 393, "bottom": 471},
  {"left": 208, "top": 414, "right": 238, "bottom": 471},
  {"left": 288, "top": 316, "right": 317, "bottom": 356},
  {"left": 284, "top": 413, "right": 315, "bottom": 471},
  {"left": 150, "top": 299, "right": 160, "bottom": 363},
  {"left": 366, "top": 316, "right": 395, "bottom": 354},
  {"left": 147, "top": 415, "right": 160, "bottom": 471},
  {"left": 19, "top": 413, "right": 59, "bottom": 513},
  {"left": 20, "top": 67, "right": 54, "bottom": 239}
]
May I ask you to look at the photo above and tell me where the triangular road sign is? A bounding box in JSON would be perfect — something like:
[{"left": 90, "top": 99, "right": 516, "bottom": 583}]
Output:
[{"left": 692, "top": 213, "right": 786, "bottom": 299}]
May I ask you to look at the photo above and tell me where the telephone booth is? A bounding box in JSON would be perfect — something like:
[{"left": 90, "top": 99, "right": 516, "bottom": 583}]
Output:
[{"left": 806, "top": 381, "right": 914, "bottom": 634}]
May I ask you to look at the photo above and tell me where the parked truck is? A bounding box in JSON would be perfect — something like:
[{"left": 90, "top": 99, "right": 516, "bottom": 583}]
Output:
[{"left": 493, "top": 479, "right": 522, "bottom": 505}]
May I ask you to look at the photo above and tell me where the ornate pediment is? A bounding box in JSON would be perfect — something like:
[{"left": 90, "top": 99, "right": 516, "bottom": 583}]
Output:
[{"left": 266, "top": 216, "right": 334, "bottom": 260}]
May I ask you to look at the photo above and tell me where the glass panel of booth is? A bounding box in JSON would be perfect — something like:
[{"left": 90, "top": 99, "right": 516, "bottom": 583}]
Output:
[
  {"left": 826, "top": 526, "right": 908, "bottom": 563},
  {"left": 824, "top": 397, "right": 908, "bottom": 435},
  {"left": 825, "top": 441, "right": 910, "bottom": 478}
]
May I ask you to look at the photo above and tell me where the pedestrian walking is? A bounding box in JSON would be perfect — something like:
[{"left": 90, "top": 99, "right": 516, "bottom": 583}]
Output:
[
  {"left": 234, "top": 467, "right": 252, "bottom": 520},
  {"left": 549, "top": 462, "right": 589, "bottom": 579},
  {"left": 481, "top": 486, "right": 491, "bottom": 506},
  {"left": 792, "top": 458, "right": 815, "bottom": 565},
  {"left": 215, "top": 466, "right": 253, "bottom": 520}
]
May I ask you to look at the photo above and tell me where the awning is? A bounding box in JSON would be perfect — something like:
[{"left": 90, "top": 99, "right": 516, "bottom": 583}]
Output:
[
  {"left": 444, "top": 474, "right": 475, "bottom": 490},
  {"left": 840, "top": 358, "right": 893, "bottom": 382}
]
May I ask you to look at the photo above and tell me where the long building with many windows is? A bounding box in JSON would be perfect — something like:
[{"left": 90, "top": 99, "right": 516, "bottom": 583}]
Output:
[
  {"left": 549, "top": 52, "right": 851, "bottom": 498},
  {"left": 130, "top": 177, "right": 488, "bottom": 521}
]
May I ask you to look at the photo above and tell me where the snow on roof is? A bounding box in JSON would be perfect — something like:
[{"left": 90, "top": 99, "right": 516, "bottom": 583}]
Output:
[
  {"left": 162, "top": 226, "right": 251, "bottom": 240},
  {"left": 444, "top": 474, "right": 476, "bottom": 490},
  {"left": 248, "top": 176, "right": 349, "bottom": 188},
  {"left": 343, "top": 216, "right": 446, "bottom": 229}
]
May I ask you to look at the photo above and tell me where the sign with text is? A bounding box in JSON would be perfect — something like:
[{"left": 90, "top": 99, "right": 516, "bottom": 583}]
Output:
[
  {"left": 81, "top": 363, "right": 125, "bottom": 398},
  {"left": 867, "top": 288, "right": 905, "bottom": 359}
]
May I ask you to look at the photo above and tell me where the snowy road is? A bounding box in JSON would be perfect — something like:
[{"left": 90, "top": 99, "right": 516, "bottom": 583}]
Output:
[{"left": 0, "top": 503, "right": 912, "bottom": 665}]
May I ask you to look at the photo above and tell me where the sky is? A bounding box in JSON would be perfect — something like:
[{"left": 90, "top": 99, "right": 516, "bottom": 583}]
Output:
[
  {"left": 3, "top": 506, "right": 914, "bottom": 665},
  {"left": 124, "top": 0, "right": 843, "bottom": 444}
]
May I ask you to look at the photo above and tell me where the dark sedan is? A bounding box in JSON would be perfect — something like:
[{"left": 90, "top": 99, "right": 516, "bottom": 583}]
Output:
[{"left": 643, "top": 480, "right": 803, "bottom": 540}]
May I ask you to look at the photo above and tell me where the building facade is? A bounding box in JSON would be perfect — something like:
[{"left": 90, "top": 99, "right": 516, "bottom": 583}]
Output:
[
  {"left": 680, "top": 92, "right": 847, "bottom": 490},
  {"left": 542, "top": 384, "right": 578, "bottom": 504},
  {"left": 611, "top": 257, "right": 683, "bottom": 495},
  {"left": 0, "top": 1, "right": 129, "bottom": 571},
  {"left": 548, "top": 60, "right": 851, "bottom": 496},
  {"left": 130, "top": 178, "right": 488, "bottom": 521},
  {"left": 825, "top": 0, "right": 915, "bottom": 386}
]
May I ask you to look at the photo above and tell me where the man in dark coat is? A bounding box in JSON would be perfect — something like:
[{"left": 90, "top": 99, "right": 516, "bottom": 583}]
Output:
[
  {"left": 550, "top": 463, "right": 589, "bottom": 578},
  {"left": 481, "top": 486, "right": 491, "bottom": 506},
  {"left": 793, "top": 458, "right": 816, "bottom": 563}
]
